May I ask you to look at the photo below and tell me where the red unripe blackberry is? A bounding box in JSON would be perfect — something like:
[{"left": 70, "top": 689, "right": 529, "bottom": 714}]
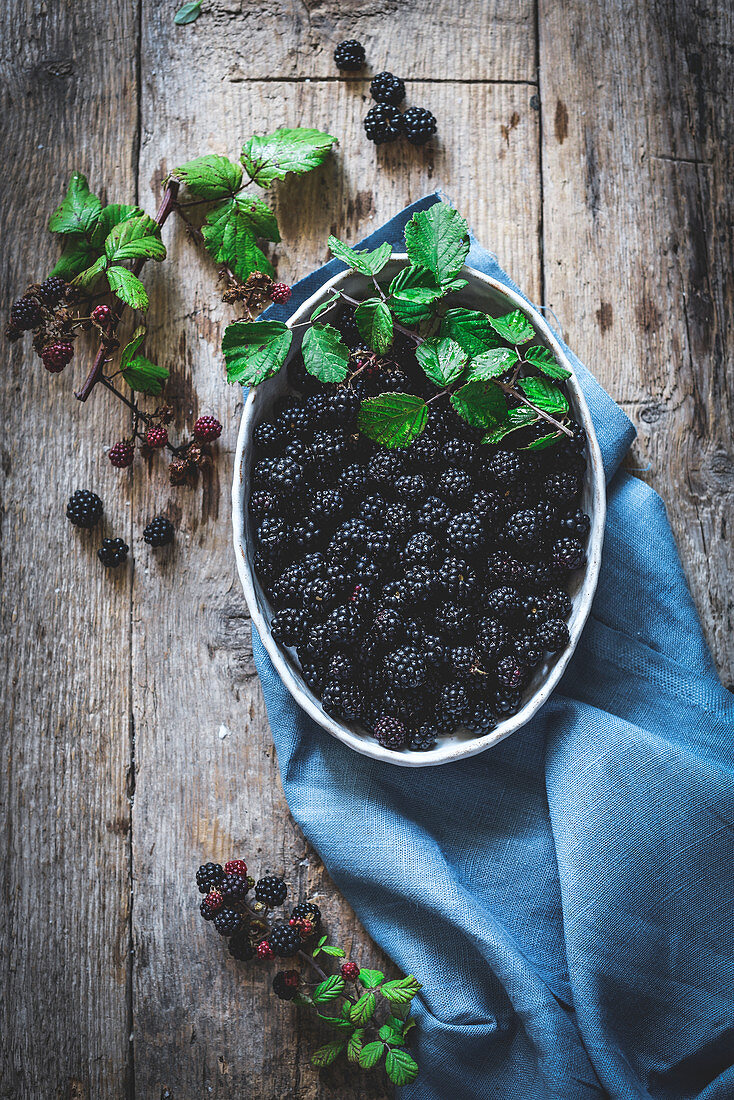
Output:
[
  {"left": 193, "top": 415, "right": 222, "bottom": 442},
  {"left": 38, "top": 277, "right": 68, "bottom": 308},
  {"left": 201, "top": 889, "right": 224, "bottom": 917},
  {"left": 11, "top": 295, "right": 42, "bottom": 330},
  {"left": 256, "top": 940, "right": 275, "bottom": 960},
  {"left": 91, "top": 304, "right": 114, "bottom": 325},
  {"left": 341, "top": 961, "right": 360, "bottom": 981},
  {"left": 225, "top": 859, "right": 248, "bottom": 878},
  {"left": 108, "top": 440, "right": 134, "bottom": 468},
  {"left": 41, "top": 341, "right": 74, "bottom": 373},
  {"left": 269, "top": 283, "right": 292, "bottom": 304},
  {"left": 145, "top": 425, "right": 168, "bottom": 448}
]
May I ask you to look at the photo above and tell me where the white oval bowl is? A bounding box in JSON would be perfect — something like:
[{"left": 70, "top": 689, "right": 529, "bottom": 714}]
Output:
[{"left": 233, "top": 257, "right": 606, "bottom": 767}]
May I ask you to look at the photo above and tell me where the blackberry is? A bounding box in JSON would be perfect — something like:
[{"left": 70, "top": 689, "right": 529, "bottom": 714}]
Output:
[
  {"left": 142, "top": 516, "right": 174, "bottom": 547},
  {"left": 364, "top": 528, "right": 395, "bottom": 561},
  {"left": 225, "top": 859, "right": 248, "bottom": 878},
  {"left": 200, "top": 891, "right": 223, "bottom": 919},
  {"left": 272, "top": 971, "right": 299, "bottom": 1000},
  {"left": 352, "top": 556, "right": 382, "bottom": 584},
  {"left": 415, "top": 495, "right": 451, "bottom": 532},
  {"left": 341, "top": 961, "right": 360, "bottom": 981},
  {"left": 271, "top": 607, "right": 311, "bottom": 647},
  {"left": 446, "top": 512, "right": 485, "bottom": 556},
  {"left": 307, "top": 428, "right": 350, "bottom": 468},
  {"left": 371, "top": 607, "right": 404, "bottom": 647},
  {"left": 522, "top": 594, "right": 552, "bottom": 627},
  {"left": 486, "top": 449, "right": 523, "bottom": 486},
  {"left": 379, "top": 579, "right": 411, "bottom": 611},
  {"left": 193, "top": 416, "right": 222, "bottom": 442},
  {"left": 401, "top": 106, "right": 438, "bottom": 145},
  {"left": 465, "top": 700, "right": 495, "bottom": 734},
  {"left": 337, "top": 309, "right": 363, "bottom": 348},
  {"left": 521, "top": 560, "right": 553, "bottom": 590},
  {"left": 496, "top": 655, "right": 530, "bottom": 691},
  {"left": 485, "top": 551, "right": 524, "bottom": 587},
  {"left": 308, "top": 489, "right": 345, "bottom": 523},
  {"left": 476, "top": 618, "right": 509, "bottom": 661},
  {"left": 322, "top": 679, "right": 365, "bottom": 720},
  {"left": 348, "top": 582, "right": 374, "bottom": 615},
  {"left": 10, "top": 295, "right": 42, "bottom": 330},
  {"left": 196, "top": 862, "right": 224, "bottom": 893},
  {"left": 229, "top": 935, "right": 255, "bottom": 962},
  {"left": 383, "top": 646, "right": 426, "bottom": 689},
  {"left": 290, "top": 901, "right": 322, "bottom": 929},
  {"left": 408, "top": 723, "right": 439, "bottom": 751},
  {"left": 364, "top": 103, "right": 403, "bottom": 145},
  {"left": 300, "top": 660, "right": 325, "bottom": 691},
  {"left": 269, "top": 283, "right": 292, "bottom": 304},
  {"left": 334, "top": 39, "right": 366, "bottom": 70},
  {"left": 325, "top": 604, "right": 363, "bottom": 644},
  {"left": 254, "top": 551, "right": 278, "bottom": 586},
  {"left": 257, "top": 515, "right": 288, "bottom": 557},
  {"left": 384, "top": 503, "right": 415, "bottom": 537},
  {"left": 253, "top": 456, "right": 304, "bottom": 495},
  {"left": 254, "top": 420, "right": 286, "bottom": 452},
  {"left": 443, "top": 436, "right": 477, "bottom": 467},
  {"left": 558, "top": 509, "right": 591, "bottom": 538},
  {"left": 401, "top": 531, "right": 438, "bottom": 568},
  {"left": 421, "top": 632, "right": 445, "bottom": 667},
  {"left": 38, "top": 276, "right": 67, "bottom": 307},
  {"left": 395, "top": 473, "right": 429, "bottom": 505},
  {"left": 433, "top": 601, "right": 473, "bottom": 641},
  {"left": 303, "top": 577, "right": 339, "bottom": 616},
  {"left": 447, "top": 646, "right": 476, "bottom": 674},
  {"left": 368, "top": 450, "right": 404, "bottom": 487},
  {"left": 536, "top": 618, "right": 571, "bottom": 652},
  {"left": 277, "top": 402, "right": 312, "bottom": 437},
  {"left": 268, "top": 922, "right": 302, "bottom": 958},
  {"left": 284, "top": 438, "right": 308, "bottom": 465},
  {"left": 471, "top": 489, "right": 502, "bottom": 522},
  {"left": 358, "top": 494, "right": 387, "bottom": 524},
  {"left": 66, "top": 489, "right": 102, "bottom": 530},
  {"left": 255, "top": 875, "right": 288, "bottom": 907},
  {"left": 272, "top": 562, "right": 312, "bottom": 606},
  {"left": 551, "top": 537, "right": 586, "bottom": 573},
  {"left": 439, "top": 682, "right": 469, "bottom": 719},
  {"left": 514, "top": 630, "right": 545, "bottom": 668},
  {"left": 97, "top": 538, "right": 129, "bottom": 568},
  {"left": 219, "top": 873, "right": 249, "bottom": 902},
  {"left": 290, "top": 518, "right": 323, "bottom": 552},
  {"left": 483, "top": 586, "right": 522, "bottom": 623},
  {"left": 406, "top": 433, "right": 439, "bottom": 469},
  {"left": 145, "top": 425, "right": 168, "bottom": 449},
  {"left": 325, "top": 388, "right": 360, "bottom": 425},
  {"left": 403, "top": 565, "right": 437, "bottom": 603},
  {"left": 436, "top": 467, "right": 473, "bottom": 504},
  {"left": 539, "top": 586, "right": 572, "bottom": 620},
  {"left": 340, "top": 463, "right": 370, "bottom": 499},
  {"left": 41, "top": 341, "right": 74, "bottom": 372},
  {"left": 503, "top": 509, "right": 544, "bottom": 549},
  {"left": 544, "top": 470, "right": 581, "bottom": 504},
  {"left": 370, "top": 71, "right": 406, "bottom": 105},
  {"left": 438, "top": 558, "right": 478, "bottom": 601},
  {"left": 492, "top": 689, "right": 522, "bottom": 717},
  {"left": 566, "top": 421, "right": 587, "bottom": 452},
  {"left": 214, "top": 907, "right": 245, "bottom": 936},
  {"left": 374, "top": 715, "right": 407, "bottom": 749},
  {"left": 91, "top": 303, "right": 113, "bottom": 325}
]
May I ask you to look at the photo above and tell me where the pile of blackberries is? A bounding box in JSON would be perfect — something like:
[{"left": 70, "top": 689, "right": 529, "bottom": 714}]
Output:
[
  {"left": 333, "top": 40, "right": 437, "bottom": 146},
  {"left": 249, "top": 313, "right": 590, "bottom": 754}
]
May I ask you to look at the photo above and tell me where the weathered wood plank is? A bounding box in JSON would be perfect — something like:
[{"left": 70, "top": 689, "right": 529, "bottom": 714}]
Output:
[
  {"left": 539, "top": 0, "right": 734, "bottom": 680},
  {"left": 131, "top": 69, "right": 541, "bottom": 1097},
  {"left": 0, "top": 2, "right": 140, "bottom": 1097}
]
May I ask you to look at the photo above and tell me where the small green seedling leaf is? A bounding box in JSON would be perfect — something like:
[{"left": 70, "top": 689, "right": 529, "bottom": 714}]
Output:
[
  {"left": 358, "top": 393, "right": 428, "bottom": 449},
  {"left": 221, "top": 319, "right": 292, "bottom": 385}
]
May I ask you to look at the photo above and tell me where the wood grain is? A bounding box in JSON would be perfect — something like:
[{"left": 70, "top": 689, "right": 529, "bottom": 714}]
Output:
[
  {"left": 539, "top": 0, "right": 734, "bottom": 680},
  {"left": 0, "top": 1, "right": 139, "bottom": 1096}
]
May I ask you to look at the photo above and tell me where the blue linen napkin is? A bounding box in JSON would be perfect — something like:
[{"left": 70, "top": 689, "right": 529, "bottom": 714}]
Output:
[{"left": 255, "top": 195, "right": 734, "bottom": 1099}]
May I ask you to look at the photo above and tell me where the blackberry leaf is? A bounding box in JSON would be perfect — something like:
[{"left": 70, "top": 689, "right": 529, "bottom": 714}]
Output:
[
  {"left": 385, "top": 1048, "right": 419, "bottom": 1086},
  {"left": 172, "top": 154, "right": 242, "bottom": 198},
  {"left": 524, "top": 431, "right": 563, "bottom": 450},
  {"left": 90, "top": 204, "right": 144, "bottom": 250},
  {"left": 48, "top": 172, "right": 102, "bottom": 236},
  {"left": 312, "top": 975, "right": 346, "bottom": 1003},
  {"left": 358, "top": 1041, "right": 385, "bottom": 1070},
  {"left": 201, "top": 196, "right": 278, "bottom": 281},
  {"left": 482, "top": 406, "right": 538, "bottom": 444},
  {"left": 50, "top": 236, "right": 98, "bottom": 279},
  {"left": 106, "top": 266, "right": 149, "bottom": 311},
  {"left": 440, "top": 307, "right": 502, "bottom": 356},
  {"left": 524, "top": 344, "right": 572, "bottom": 380},
  {"left": 358, "top": 968, "right": 385, "bottom": 989},
  {"left": 309, "top": 291, "right": 340, "bottom": 321},
  {"left": 120, "top": 356, "right": 169, "bottom": 395},
  {"left": 466, "top": 346, "right": 518, "bottom": 380},
  {"left": 350, "top": 990, "right": 377, "bottom": 1024},
  {"left": 222, "top": 319, "right": 292, "bottom": 384},
  {"left": 173, "top": 0, "right": 202, "bottom": 22},
  {"left": 450, "top": 381, "right": 507, "bottom": 429},
  {"left": 241, "top": 127, "right": 338, "bottom": 188},
  {"left": 404, "top": 203, "right": 469, "bottom": 287},
  {"left": 354, "top": 297, "right": 393, "bottom": 353},
  {"left": 358, "top": 393, "right": 428, "bottom": 448},
  {"left": 73, "top": 255, "right": 107, "bottom": 289},
  {"left": 487, "top": 308, "right": 535, "bottom": 344},
  {"left": 328, "top": 236, "right": 392, "bottom": 276},
  {"left": 302, "top": 323, "right": 350, "bottom": 383},
  {"left": 388, "top": 265, "right": 443, "bottom": 322},
  {"left": 517, "top": 376, "right": 569, "bottom": 415},
  {"left": 310, "top": 1039, "right": 347, "bottom": 1067},
  {"left": 347, "top": 1029, "right": 366, "bottom": 1064},
  {"left": 415, "top": 337, "right": 467, "bottom": 385},
  {"left": 105, "top": 215, "right": 166, "bottom": 263}
]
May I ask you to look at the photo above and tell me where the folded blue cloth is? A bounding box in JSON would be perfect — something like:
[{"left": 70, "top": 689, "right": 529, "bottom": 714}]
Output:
[{"left": 256, "top": 195, "right": 734, "bottom": 1099}]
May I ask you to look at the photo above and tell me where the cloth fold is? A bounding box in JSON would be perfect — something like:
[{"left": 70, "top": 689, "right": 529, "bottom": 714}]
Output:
[{"left": 255, "top": 195, "right": 734, "bottom": 1099}]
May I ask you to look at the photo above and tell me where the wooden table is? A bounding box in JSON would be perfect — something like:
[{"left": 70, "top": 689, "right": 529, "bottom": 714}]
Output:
[{"left": 1, "top": 1, "right": 732, "bottom": 1096}]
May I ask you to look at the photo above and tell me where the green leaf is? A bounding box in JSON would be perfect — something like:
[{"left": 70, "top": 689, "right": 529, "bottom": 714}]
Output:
[
  {"left": 311, "top": 1039, "right": 346, "bottom": 1068},
  {"left": 386, "top": 1014, "right": 407, "bottom": 1032},
  {"left": 349, "top": 990, "right": 376, "bottom": 1024},
  {"left": 441, "top": 308, "right": 503, "bottom": 356},
  {"left": 48, "top": 172, "right": 102, "bottom": 236},
  {"left": 402, "top": 1015, "right": 417, "bottom": 1034},
  {"left": 105, "top": 215, "right": 166, "bottom": 264},
  {"left": 347, "top": 1029, "right": 366, "bottom": 1064},
  {"left": 174, "top": 0, "right": 202, "bottom": 22},
  {"left": 50, "top": 235, "right": 98, "bottom": 279},
  {"left": 321, "top": 945, "right": 346, "bottom": 958},
  {"left": 517, "top": 376, "right": 569, "bottom": 415},
  {"left": 318, "top": 1013, "right": 356, "bottom": 1031},
  {"left": 172, "top": 154, "right": 242, "bottom": 199},
  {"left": 301, "top": 323, "right": 350, "bottom": 384},
  {"left": 354, "top": 297, "right": 393, "bottom": 354},
  {"left": 385, "top": 1048, "right": 419, "bottom": 1086},
  {"left": 450, "top": 382, "right": 508, "bottom": 430},
  {"left": 241, "top": 127, "right": 338, "bottom": 188},
  {"left": 524, "top": 431, "right": 562, "bottom": 451},
  {"left": 312, "top": 975, "right": 346, "bottom": 1003},
  {"left": 316, "top": 935, "right": 327, "bottom": 948},
  {"left": 119, "top": 326, "right": 146, "bottom": 370},
  {"left": 379, "top": 1024, "right": 403, "bottom": 1044},
  {"left": 327, "top": 236, "right": 392, "bottom": 277},
  {"left": 222, "top": 319, "right": 292, "bottom": 385},
  {"left": 357, "top": 969, "right": 385, "bottom": 990},
  {"left": 415, "top": 337, "right": 467, "bottom": 386},
  {"left": 357, "top": 1041, "right": 385, "bottom": 1070},
  {"left": 524, "top": 344, "right": 572, "bottom": 380},
  {"left": 481, "top": 406, "right": 538, "bottom": 445},
  {"left": 488, "top": 308, "right": 536, "bottom": 345},
  {"left": 120, "top": 356, "right": 169, "bottom": 396},
  {"left": 72, "top": 255, "right": 107, "bottom": 289},
  {"left": 201, "top": 197, "right": 276, "bottom": 281},
  {"left": 388, "top": 285, "right": 444, "bottom": 324},
  {"left": 106, "top": 266, "right": 149, "bottom": 311},
  {"left": 444, "top": 277, "right": 469, "bottom": 292},
  {"left": 466, "top": 346, "right": 518, "bottom": 381},
  {"left": 90, "top": 204, "right": 144, "bottom": 250},
  {"left": 292, "top": 992, "right": 314, "bottom": 1007},
  {"left": 380, "top": 975, "right": 423, "bottom": 1005},
  {"left": 310, "top": 292, "right": 340, "bottom": 322},
  {"left": 404, "top": 202, "right": 469, "bottom": 287},
  {"left": 358, "top": 393, "right": 428, "bottom": 449}
]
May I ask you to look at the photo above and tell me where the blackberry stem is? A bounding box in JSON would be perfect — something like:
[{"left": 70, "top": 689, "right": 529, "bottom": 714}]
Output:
[{"left": 497, "top": 381, "right": 573, "bottom": 437}]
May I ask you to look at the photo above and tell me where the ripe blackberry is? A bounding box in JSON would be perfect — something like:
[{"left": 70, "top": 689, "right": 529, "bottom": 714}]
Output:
[
  {"left": 193, "top": 415, "right": 222, "bottom": 442},
  {"left": 254, "top": 550, "right": 278, "bottom": 585},
  {"left": 486, "top": 449, "right": 523, "bottom": 486},
  {"left": 503, "top": 509, "right": 544, "bottom": 549},
  {"left": 542, "top": 585, "right": 572, "bottom": 619},
  {"left": 402, "top": 106, "right": 438, "bottom": 145},
  {"left": 406, "top": 433, "right": 439, "bottom": 469},
  {"left": 544, "top": 470, "right": 581, "bottom": 504},
  {"left": 339, "top": 463, "right": 370, "bottom": 499},
  {"left": 253, "top": 456, "right": 303, "bottom": 495},
  {"left": 326, "top": 604, "right": 364, "bottom": 644},
  {"left": 229, "top": 935, "right": 255, "bottom": 962},
  {"left": 551, "top": 537, "right": 586, "bottom": 573},
  {"left": 471, "top": 489, "right": 502, "bottom": 522},
  {"left": 145, "top": 425, "right": 168, "bottom": 449},
  {"left": 364, "top": 103, "right": 403, "bottom": 145},
  {"left": 291, "top": 518, "right": 323, "bottom": 551},
  {"left": 308, "top": 427, "right": 350, "bottom": 468},
  {"left": 304, "top": 577, "right": 339, "bottom": 616},
  {"left": 38, "top": 276, "right": 67, "bottom": 307},
  {"left": 492, "top": 689, "right": 522, "bottom": 717},
  {"left": 436, "top": 468, "right": 472, "bottom": 504},
  {"left": 433, "top": 601, "right": 473, "bottom": 641},
  {"left": 368, "top": 450, "right": 404, "bottom": 487},
  {"left": 254, "top": 419, "right": 285, "bottom": 452},
  {"left": 465, "top": 700, "right": 495, "bottom": 734},
  {"left": 269, "top": 283, "right": 292, "bottom": 304},
  {"left": 408, "top": 723, "right": 439, "bottom": 751},
  {"left": 485, "top": 551, "right": 524, "bottom": 587},
  {"left": 109, "top": 440, "right": 134, "bottom": 468},
  {"left": 536, "top": 618, "right": 571, "bottom": 652},
  {"left": 271, "top": 607, "right": 311, "bottom": 647},
  {"left": 439, "top": 682, "right": 469, "bottom": 719},
  {"left": 214, "top": 907, "right": 245, "bottom": 936},
  {"left": 403, "top": 565, "right": 437, "bottom": 603},
  {"left": 197, "top": 862, "right": 224, "bottom": 893},
  {"left": 514, "top": 630, "right": 545, "bottom": 668},
  {"left": 249, "top": 490, "right": 277, "bottom": 525},
  {"left": 383, "top": 646, "right": 426, "bottom": 689},
  {"left": 384, "top": 503, "right": 416, "bottom": 537},
  {"left": 300, "top": 660, "right": 325, "bottom": 691},
  {"left": 364, "top": 528, "right": 395, "bottom": 561},
  {"left": 374, "top": 714, "right": 407, "bottom": 749},
  {"left": 401, "top": 531, "right": 438, "bottom": 568},
  {"left": 522, "top": 594, "right": 552, "bottom": 627},
  {"left": 334, "top": 39, "right": 366, "bottom": 70},
  {"left": 496, "top": 655, "right": 530, "bottom": 691},
  {"left": 349, "top": 582, "right": 374, "bottom": 615},
  {"left": 558, "top": 509, "right": 591, "bottom": 538},
  {"left": 394, "top": 473, "right": 429, "bottom": 505},
  {"left": 326, "top": 388, "right": 360, "bottom": 425},
  {"left": 11, "top": 295, "right": 42, "bottom": 330},
  {"left": 143, "top": 516, "right": 174, "bottom": 547},
  {"left": 322, "top": 679, "right": 365, "bottom": 720},
  {"left": 416, "top": 495, "right": 451, "bottom": 532},
  {"left": 257, "top": 515, "right": 288, "bottom": 557},
  {"left": 41, "top": 341, "right": 74, "bottom": 373},
  {"left": 522, "top": 560, "right": 553, "bottom": 590},
  {"left": 200, "top": 890, "right": 224, "bottom": 919},
  {"left": 447, "top": 512, "right": 485, "bottom": 556},
  {"left": 566, "top": 421, "right": 587, "bottom": 452},
  {"left": 66, "top": 489, "right": 102, "bottom": 530},
  {"left": 370, "top": 71, "right": 406, "bottom": 106},
  {"left": 447, "top": 646, "right": 476, "bottom": 674},
  {"left": 290, "top": 901, "right": 321, "bottom": 929},
  {"left": 352, "top": 556, "right": 382, "bottom": 584},
  {"left": 421, "top": 632, "right": 446, "bottom": 667},
  {"left": 219, "top": 873, "right": 248, "bottom": 902},
  {"left": 91, "top": 303, "right": 113, "bottom": 324},
  {"left": 443, "top": 437, "right": 477, "bottom": 467},
  {"left": 268, "top": 921, "right": 302, "bottom": 957},
  {"left": 97, "top": 538, "right": 129, "bottom": 568},
  {"left": 371, "top": 607, "right": 404, "bottom": 647},
  {"left": 476, "top": 618, "right": 509, "bottom": 661},
  {"left": 255, "top": 875, "right": 287, "bottom": 907},
  {"left": 272, "top": 970, "right": 299, "bottom": 999},
  {"left": 483, "top": 586, "right": 522, "bottom": 623}
]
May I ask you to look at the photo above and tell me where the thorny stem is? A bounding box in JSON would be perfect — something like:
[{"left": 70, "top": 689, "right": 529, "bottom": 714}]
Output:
[
  {"left": 497, "top": 380, "right": 573, "bottom": 437},
  {"left": 75, "top": 179, "right": 181, "bottom": 401},
  {"left": 100, "top": 377, "right": 190, "bottom": 456}
]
